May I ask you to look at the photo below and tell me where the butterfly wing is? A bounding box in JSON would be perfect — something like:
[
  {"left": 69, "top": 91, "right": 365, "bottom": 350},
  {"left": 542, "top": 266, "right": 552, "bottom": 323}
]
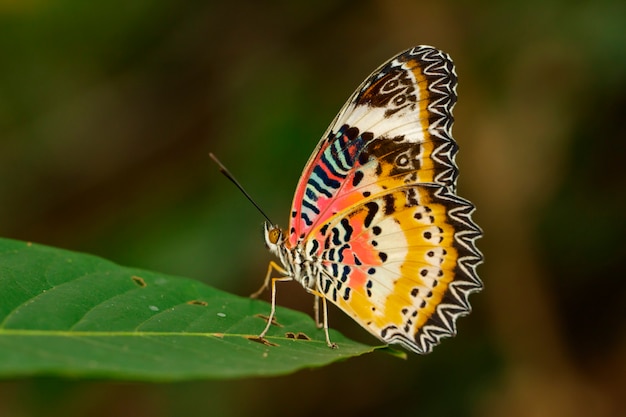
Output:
[
  {"left": 304, "top": 184, "right": 481, "bottom": 354},
  {"left": 289, "top": 46, "right": 482, "bottom": 353},
  {"left": 288, "top": 45, "right": 461, "bottom": 247}
]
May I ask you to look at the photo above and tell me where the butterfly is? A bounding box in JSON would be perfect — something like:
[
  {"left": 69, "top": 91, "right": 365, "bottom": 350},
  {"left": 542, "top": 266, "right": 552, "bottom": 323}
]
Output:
[{"left": 251, "top": 45, "right": 483, "bottom": 354}]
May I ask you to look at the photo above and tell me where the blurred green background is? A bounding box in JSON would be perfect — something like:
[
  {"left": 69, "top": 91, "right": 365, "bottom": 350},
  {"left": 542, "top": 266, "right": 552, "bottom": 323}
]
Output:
[{"left": 1, "top": 0, "right": 625, "bottom": 416}]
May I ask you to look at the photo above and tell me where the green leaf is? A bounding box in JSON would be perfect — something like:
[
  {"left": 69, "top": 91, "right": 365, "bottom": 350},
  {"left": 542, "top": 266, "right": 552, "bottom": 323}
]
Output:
[{"left": 0, "top": 238, "right": 388, "bottom": 381}]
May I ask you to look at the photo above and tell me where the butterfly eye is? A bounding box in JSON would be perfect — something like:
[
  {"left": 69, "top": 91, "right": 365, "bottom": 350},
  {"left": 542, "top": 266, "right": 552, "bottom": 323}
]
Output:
[{"left": 268, "top": 227, "right": 282, "bottom": 244}]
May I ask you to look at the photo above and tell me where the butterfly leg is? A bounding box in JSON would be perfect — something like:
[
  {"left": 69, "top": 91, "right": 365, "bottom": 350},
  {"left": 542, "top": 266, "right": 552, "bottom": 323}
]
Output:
[
  {"left": 250, "top": 261, "right": 287, "bottom": 299},
  {"left": 308, "top": 289, "right": 337, "bottom": 349},
  {"left": 313, "top": 295, "right": 323, "bottom": 329},
  {"left": 258, "top": 273, "right": 292, "bottom": 340}
]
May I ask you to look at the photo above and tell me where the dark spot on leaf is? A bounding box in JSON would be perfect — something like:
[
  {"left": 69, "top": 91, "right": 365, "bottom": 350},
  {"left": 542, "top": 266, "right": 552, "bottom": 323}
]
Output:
[
  {"left": 247, "top": 336, "right": 278, "bottom": 347},
  {"left": 255, "top": 314, "right": 283, "bottom": 327},
  {"left": 187, "top": 300, "right": 208, "bottom": 306},
  {"left": 131, "top": 276, "right": 147, "bottom": 287}
]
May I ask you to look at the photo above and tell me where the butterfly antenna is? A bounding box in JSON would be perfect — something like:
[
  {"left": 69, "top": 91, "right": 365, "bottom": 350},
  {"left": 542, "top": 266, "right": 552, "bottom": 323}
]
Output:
[{"left": 209, "top": 153, "right": 274, "bottom": 225}]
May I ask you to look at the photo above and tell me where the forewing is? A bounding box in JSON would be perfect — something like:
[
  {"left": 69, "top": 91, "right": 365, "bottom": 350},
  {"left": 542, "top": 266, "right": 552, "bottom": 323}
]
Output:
[{"left": 288, "top": 46, "right": 460, "bottom": 247}]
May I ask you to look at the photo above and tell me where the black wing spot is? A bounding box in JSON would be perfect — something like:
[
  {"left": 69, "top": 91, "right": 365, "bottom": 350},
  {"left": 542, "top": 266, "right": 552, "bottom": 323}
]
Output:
[
  {"left": 341, "top": 218, "right": 353, "bottom": 242},
  {"left": 345, "top": 126, "right": 360, "bottom": 140},
  {"left": 309, "top": 239, "right": 320, "bottom": 255},
  {"left": 363, "top": 202, "right": 379, "bottom": 228},
  {"left": 331, "top": 227, "right": 341, "bottom": 245},
  {"left": 381, "top": 325, "right": 396, "bottom": 338},
  {"left": 382, "top": 194, "right": 395, "bottom": 215},
  {"left": 343, "top": 287, "right": 351, "bottom": 301}
]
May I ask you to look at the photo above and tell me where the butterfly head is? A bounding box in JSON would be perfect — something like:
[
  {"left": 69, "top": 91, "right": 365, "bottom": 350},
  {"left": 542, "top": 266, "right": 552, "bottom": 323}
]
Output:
[{"left": 263, "top": 221, "right": 285, "bottom": 256}]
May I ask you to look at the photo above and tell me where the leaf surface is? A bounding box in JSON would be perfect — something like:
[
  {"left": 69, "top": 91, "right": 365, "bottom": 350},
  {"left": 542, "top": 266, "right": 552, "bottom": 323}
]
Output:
[{"left": 0, "top": 238, "right": 387, "bottom": 380}]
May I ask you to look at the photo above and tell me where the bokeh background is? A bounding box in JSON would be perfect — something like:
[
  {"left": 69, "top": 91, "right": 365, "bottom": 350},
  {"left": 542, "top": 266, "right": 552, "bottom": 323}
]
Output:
[{"left": 1, "top": 1, "right": 625, "bottom": 416}]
